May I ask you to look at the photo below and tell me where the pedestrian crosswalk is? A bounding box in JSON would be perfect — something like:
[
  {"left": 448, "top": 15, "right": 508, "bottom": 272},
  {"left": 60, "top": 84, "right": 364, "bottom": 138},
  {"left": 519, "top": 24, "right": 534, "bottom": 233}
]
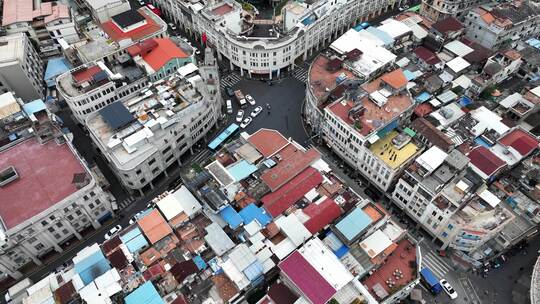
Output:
[
  {"left": 220, "top": 74, "right": 242, "bottom": 90},
  {"left": 422, "top": 251, "right": 453, "bottom": 279},
  {"left": 292, "top": 66, "right": 309, "bottom": 83},
  {"left": 117, "top": 196, "right": 136, "bottom": 209}
]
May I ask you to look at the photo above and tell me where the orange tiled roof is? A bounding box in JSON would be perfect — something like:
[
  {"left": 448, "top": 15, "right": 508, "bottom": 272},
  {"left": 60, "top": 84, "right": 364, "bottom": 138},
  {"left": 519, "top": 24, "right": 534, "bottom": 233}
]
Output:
[
  {"left": 143, "top": 38, "right": 189, "bottom": 71},
  {"left": 381, "top": 69, "right": 408, "bottom": 90}
]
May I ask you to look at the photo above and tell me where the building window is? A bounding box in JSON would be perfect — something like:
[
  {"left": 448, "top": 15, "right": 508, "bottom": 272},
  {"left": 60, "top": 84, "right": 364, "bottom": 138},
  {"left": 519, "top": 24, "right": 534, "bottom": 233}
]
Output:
[
  {"left": 441, "top": 232, "right": 448, "bottom": 238},
  {"left": 447, "top": 224, "right": 454, "bottom": 230},
  {"left": 75, "top": 210, "right": 82, "bottom": 216},
  {"left": 35, "top": 243, "right": 44, "bottom": 251},
  {"left": 62, "top": 229, "right": 69, "bottom": 235},
  {"left": 48, "top": 227, "right": 55, "bottom": 233},
  {"left": 56, "top": 222, "right": 63, "bottom": 228}
]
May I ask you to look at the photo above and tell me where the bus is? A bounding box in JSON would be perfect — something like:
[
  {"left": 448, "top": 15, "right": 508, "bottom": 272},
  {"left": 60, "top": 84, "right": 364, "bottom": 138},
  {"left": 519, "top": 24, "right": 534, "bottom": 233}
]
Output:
[{"left": 420, "top": 268, "right": 442, "bottom": 294}]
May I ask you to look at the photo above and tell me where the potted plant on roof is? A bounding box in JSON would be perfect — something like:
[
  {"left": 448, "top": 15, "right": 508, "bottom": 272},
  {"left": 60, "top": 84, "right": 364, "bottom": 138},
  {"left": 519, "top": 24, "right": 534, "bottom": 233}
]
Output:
[{"left": 354, "top": 120, "right": 362, "bottom": 131}]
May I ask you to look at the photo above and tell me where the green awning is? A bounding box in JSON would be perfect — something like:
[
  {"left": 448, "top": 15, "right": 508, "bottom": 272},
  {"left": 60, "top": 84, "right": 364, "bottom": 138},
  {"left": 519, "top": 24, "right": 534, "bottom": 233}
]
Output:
[
  {"left": 404, "top": 127, "right": 416, "bottom": 137},
  {"left": 407, "top": 4, "right": 421, "bottom": 12}
]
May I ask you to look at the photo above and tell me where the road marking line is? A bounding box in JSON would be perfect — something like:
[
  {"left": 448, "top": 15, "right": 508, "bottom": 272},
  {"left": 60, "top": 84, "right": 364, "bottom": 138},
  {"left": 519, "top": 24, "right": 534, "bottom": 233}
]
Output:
[{"left": 426, "top": 252, "right": 453, "bottom": 269}]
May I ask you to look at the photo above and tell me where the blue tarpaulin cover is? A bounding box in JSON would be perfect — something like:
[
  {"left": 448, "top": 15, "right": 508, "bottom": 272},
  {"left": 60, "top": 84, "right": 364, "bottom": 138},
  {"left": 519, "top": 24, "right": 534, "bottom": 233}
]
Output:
[
  {"left": 220, "top": 205, "right": 243, "bottom": 229},
  {"left": 239, "top": 203, "right": 272, "bottom": 227}
]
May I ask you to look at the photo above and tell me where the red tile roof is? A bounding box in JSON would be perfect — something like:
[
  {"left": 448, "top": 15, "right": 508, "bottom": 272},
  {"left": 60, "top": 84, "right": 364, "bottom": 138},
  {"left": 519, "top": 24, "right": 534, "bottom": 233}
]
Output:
[
  {"left": 468, "top": 146, "right": 506, "bottom": 177},
  {"left": 101, "top": 8, "right": 162, "bottom": 43},
  {"left": 362, "top": 239, "right": 417, "bottom": 300},
  {"left": 261, "top": 167, "right": 323, "bottom": 217},
  {"left": 248, "top": 129, "right": 290, "bottom": 158},
  {"left": 143, "top": 38, "right": 189, "bottom": 71},
  {"left": 431, "top": 17, "right": 463, "bottom": 35},
  {"left": 414, "top": 46, "right": 441, "bottom": 65},
  {"left": 72, "top": 65, "right": 102, "bottom": 84},
  {"left": 303, "top": 198, "right": 342, "bottom": 234},
  {"left": 267, "top": 283, "right": 299, "bottom": 304},
  {"left": 279, "top": 251, "right": 336, "bottom": 304},
  {"left": 414, "top": 103, "right": 433, "bottom": 117},
  {"left": 499, "top": 128, "right": 539, "bottom": 156},
  {"left": 0, "top": 139, "right": 85, "bottom": 230},
  {"left": 261, "top": 148, "right": 321, "bottom": 191}
]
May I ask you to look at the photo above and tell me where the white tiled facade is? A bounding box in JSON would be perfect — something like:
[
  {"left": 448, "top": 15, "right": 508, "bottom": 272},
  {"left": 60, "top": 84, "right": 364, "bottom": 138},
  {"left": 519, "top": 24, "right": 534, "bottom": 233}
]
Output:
[
  {"left": 421, "top": 0, "right": 487, "bottom": 21},
  {"left": 464, "top": 7, "right": 540, "bottom": 50},
  {"left": 0, "top": 34, "right": 44, "bottom": 101},
  {"left": 151, "top": 0, "right": 402, "bottom": 78}
]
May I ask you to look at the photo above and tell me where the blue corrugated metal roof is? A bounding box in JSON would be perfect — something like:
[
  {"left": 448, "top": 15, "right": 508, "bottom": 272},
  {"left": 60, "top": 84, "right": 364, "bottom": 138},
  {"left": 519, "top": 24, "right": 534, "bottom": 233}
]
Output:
[
  {"left": 474, "top": 137, "right": 492, "bottom": 148},
  {"left": 193, "top": 255, "right": 207, "bottom": 270},
  {"left": 22, "top": 99, "right": 46, "bottom": 115},
  {"left": 239, "top": 203, "right": 272, "bottom": 227},
  {"left": 415, "top": 92, "right": 431, "bottom": 103},
  {"left": 228, "top": 160, "right": 258, "bottom": 181},
  {"left": 125, "top": 234, "right": 148, "bottom": 253},
  {"left": 120, "top": 227, "right": 143, "bottom": 243},
  {"left": 74, "top": 250, "right": 111, "bottom": 285},
  {"left": 403, "top": 70, "right": 416, "bottom": 81},
  {"left": 366, "top": 27, "right": 394, "bottom": 45},
  {"left": 243, "top": 261, "right": 264, "bottom": 282},
  {"left": 220, "top": 206, "right": 243, "bottom": 229},
  {"left": 526, "top": 38, "right": 540, "bottom": 49},
  {"left": 208, "top": 123, "right": 239, "bottom": 150},
  {"left": 44, "top": 57, "right": 71, "bottom": 87},
  {"left": 335, "top": 207, "right": 373, "bottom": 241},
  {"left": 125, "top": 282, "right": 165, "bottom": 304},
  {"left": 120, "top": 227, "right": 148, "bottom": 253}
]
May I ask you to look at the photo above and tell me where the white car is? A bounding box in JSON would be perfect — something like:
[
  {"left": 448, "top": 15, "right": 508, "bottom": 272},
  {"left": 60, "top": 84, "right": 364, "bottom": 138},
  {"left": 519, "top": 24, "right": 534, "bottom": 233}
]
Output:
[
  {"left": 250, "top": 106, "right": 263, "bottom": 117},
  {"left": 440, "top": 279, "right": 458, "bottom": 300},
  {"left": 104, "top": 225, "right": 122, "bottom": 240},
  {"left": 182, "top": 38, "right": 188, "bottom": 42},
  {"left": 195, "top": 50, "right": 201, "bottom": 55},
  {"left": 245, "top": 94, "right": 256, "bottom": 106},
  {"left": 129, "top": 211, "right": 144, "bottom": 225},
  {"left": 236, "top": 110, "right": 244, "bottom": 122},
  {"left": 168, "top": 23, "right": 177, "bottom": 31},
  {"left": 138, "top": 0, "right": 145, "bottom": 5},
  {"left": 240, "top": 117, "right": 252, "bottom": 128}
]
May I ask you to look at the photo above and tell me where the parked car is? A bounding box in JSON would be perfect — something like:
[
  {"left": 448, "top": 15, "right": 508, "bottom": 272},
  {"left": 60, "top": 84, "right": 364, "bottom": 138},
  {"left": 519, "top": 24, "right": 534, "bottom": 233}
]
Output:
[
  {"left": 240, "top": 117, "right": 252, "bottom": 128},
  {"left": 129, "top": 211, "right": 144, "bottom": 225},
  {"left": 195, "top": 50, "right": 201, "bottom": 55},
  {"left": 104, "top": 225, "right": 122, "bottom": 240},
  {"left": 225, "top": 86, "right": 235, "bottom": 97},
  {"left": 138, "top": 0, "right": 145, "bottom": 5},
  {"left": 251, "top": 106, "right": 263, "bottom": 117},
  {"left": 440, "top": 279, "right": 458, "bottom": 300},
  {"left": 236, "top": 110, "right": 244, "bottom": 122},
  {"left": 226, "top": 100, "right": 233, "bottom": 114},
  {"left": 168, "top": 23, "right": 177, "bottom": 31},
  {"left": 245, "top": 94, "right": 256, "bottom": 106}
]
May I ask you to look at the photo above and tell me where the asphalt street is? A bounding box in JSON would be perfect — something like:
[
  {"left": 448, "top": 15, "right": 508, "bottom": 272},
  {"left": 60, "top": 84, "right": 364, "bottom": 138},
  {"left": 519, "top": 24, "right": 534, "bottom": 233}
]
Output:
[{"left": 223, "top": 77, "right": 309, "bottom": 144}]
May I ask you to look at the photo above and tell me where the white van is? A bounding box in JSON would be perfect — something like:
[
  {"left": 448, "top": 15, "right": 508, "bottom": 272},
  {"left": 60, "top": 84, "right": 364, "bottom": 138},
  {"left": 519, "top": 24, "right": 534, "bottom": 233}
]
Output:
[{"left": 226, "top": 100, "right": 233, "bottom": 114}]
